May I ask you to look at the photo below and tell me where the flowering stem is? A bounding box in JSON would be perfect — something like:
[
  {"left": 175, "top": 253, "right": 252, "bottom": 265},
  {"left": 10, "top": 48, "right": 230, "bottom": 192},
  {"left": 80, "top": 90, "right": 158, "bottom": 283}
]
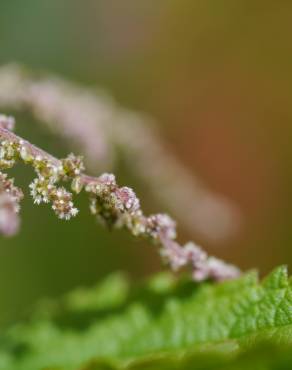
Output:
[{"left": 0, "top": 116, "right": 240, "bottom": 282}]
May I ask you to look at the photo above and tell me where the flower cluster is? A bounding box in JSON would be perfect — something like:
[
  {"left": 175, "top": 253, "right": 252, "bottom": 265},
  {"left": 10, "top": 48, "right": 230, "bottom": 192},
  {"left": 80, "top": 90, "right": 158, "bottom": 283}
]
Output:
[
  {"left": 146, "top": 214, "right": 177, "bottom": 240},
  {"left": 0, "top": 115, "right": 241, "bottom": 282},
  {"left": 160, "top": 240, "right": 240, "bottom": 281},
  {"left": 27, "top": 154, "right": 80, "bottom": 220},
  {"left": 51, "top": 187, "right": 78, "bottom": 220},
  {"left": 85, "top": 174, "right": 142, "bottom": 230},
  {"left": 29, "top": 177, "right": 50, "bottom": 204},
  {"left": 0, "top": 171, "right": 23, "bottom": 236},
  {"left": 0, "top": 133, "right": 80, "bottom": 221},
  {"left": 0, "top": 114, "right": 15, "bottom": 131},
  {"left": 115, "top": 187, "right": 140, "bottom": 214},
  {"left": 61, "top": 153, "right": 85, "bottom": 177},
  {"left": 29, "top": 177, "right": 78, "bottom": 219},
  {"left": 0, "top": 140, "right": 17, "bottom": 169}
]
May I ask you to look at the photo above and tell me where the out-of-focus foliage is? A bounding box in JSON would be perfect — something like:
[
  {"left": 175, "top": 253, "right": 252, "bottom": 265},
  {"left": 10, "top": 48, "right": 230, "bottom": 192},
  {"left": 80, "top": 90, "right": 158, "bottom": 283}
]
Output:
[
  {"left": 84, "top": 345, "right": 292, "bottom": 370},
  {"left": 0, "top": 267, "right": 290, "bottom": 370}
]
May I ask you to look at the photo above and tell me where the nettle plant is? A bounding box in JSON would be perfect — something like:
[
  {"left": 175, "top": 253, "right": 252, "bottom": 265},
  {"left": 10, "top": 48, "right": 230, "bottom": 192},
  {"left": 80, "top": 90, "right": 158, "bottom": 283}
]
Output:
[{"left": 0, "top": 89, "right": 291, "bottom": 368}]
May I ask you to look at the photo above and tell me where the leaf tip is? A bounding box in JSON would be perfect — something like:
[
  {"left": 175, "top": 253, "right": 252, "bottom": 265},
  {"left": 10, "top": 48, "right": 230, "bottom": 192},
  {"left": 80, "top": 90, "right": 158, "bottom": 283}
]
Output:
[{"left": 262, "top": 265, "right": 288, "bottom": 289}]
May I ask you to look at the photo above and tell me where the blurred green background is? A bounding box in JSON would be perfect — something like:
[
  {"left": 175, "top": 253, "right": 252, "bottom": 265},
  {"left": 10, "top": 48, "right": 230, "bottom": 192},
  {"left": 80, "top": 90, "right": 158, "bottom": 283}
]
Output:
[{"left": 0, "top": 0, "right": 291, "bottom": 327}]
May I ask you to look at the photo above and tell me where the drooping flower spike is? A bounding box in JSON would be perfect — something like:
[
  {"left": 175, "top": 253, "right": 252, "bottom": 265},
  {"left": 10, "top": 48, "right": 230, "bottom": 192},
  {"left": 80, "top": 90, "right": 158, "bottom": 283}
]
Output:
[{"left": 0, "top": 115, "right": 240, "bottom": 282}]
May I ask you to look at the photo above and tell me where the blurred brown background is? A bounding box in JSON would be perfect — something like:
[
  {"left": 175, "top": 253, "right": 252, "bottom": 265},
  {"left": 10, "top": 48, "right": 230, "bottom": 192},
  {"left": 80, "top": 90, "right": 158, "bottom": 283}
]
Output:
[{"left": 0, "top": 0, "right": 291, "bottom": 326}]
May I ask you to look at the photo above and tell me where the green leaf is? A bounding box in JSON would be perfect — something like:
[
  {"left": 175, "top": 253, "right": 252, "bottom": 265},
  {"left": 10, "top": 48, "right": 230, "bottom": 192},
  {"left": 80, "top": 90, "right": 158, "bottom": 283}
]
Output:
[{"left": 0, "top": 267, "right": 291, "bottom": 370}]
